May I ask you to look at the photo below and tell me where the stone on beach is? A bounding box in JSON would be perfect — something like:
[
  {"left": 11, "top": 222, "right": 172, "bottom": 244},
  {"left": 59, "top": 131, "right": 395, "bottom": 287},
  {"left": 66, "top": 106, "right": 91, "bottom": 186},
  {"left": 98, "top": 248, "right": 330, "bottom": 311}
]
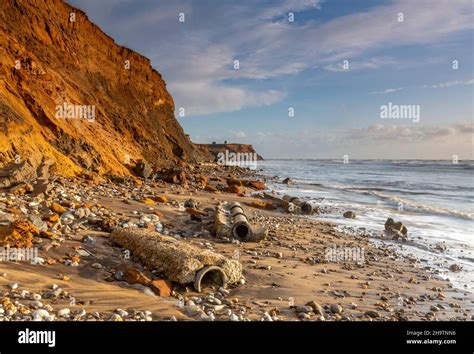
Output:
[{"left": 0, "top": 219, "right": 38, "bottom": 248}]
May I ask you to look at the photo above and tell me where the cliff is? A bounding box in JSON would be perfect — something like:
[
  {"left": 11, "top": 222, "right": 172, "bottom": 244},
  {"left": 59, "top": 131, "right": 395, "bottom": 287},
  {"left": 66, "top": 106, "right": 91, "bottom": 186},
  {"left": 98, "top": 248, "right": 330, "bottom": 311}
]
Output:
[
  {"left": 196, "top": 143, "right": 263, "bottom": 162},
  {"left": 0, "top": 0, "right": 202, "bottom": 176}
]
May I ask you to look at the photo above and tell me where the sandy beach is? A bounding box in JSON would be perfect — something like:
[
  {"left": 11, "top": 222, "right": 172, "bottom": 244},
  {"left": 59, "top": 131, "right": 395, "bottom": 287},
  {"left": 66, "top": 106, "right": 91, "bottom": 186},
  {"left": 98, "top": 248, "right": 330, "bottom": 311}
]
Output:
[{"left": 1, "top": 163, "right": 472, "bottom": 322}]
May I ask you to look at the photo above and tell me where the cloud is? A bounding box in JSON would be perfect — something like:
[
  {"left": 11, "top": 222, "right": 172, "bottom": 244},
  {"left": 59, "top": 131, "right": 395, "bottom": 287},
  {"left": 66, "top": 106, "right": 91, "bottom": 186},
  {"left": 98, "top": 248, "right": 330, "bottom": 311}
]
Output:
[
  {"left": 370, "top": 87, "right": 403, "bottom": 95},
  {"left": 173, "top": 82, "right": 285, "bottom": 115},
  {"left": 259, "top": 0, "right": 323, "bottom": 20},
  {"left": 230, "top": 130, "right": 247, "bottom": 138},
  {"left": 193, "top": 121, "right": 473, "bottom": 159},
  {"left": 70, "top": 0, "right": 474, "bottom": 116},
  {"left": 425, "top": 79, "right": 474, "bottom": 89},
  {"left": 324, "top": 57, "right": 398, "bottom": 72},
  {"left": 345, "top": 122, "right": 471, "bottom": 142}
]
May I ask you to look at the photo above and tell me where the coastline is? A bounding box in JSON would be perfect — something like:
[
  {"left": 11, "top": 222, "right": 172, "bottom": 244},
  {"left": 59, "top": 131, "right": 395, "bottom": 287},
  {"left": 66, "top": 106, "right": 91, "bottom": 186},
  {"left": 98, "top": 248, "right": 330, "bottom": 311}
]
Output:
[
  {"left": 257, "top": 159, "right": 474, "bottom": 292},
  {"left": 0, "top": 163, "right": 472, "bottom": 321}
]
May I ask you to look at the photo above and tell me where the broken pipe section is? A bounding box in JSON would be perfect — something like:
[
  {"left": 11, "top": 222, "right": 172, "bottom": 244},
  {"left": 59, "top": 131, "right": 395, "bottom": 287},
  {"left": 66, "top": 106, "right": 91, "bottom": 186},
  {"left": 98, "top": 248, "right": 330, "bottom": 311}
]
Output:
[
  {"left": 214, "top": 202, "right": 266, "bottom": 242},
  {"left": 111, "top": 229, "right": 242, "bottom": 292}
]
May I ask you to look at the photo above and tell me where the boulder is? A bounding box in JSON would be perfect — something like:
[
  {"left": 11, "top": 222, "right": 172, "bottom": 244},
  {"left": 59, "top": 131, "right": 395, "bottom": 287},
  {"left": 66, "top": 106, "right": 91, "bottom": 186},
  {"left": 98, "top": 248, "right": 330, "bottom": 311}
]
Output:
[
  {"left": 133, "top": 162, "right": 152, "bottom": 179},
  {"left": 51, "top": 202, "right": 67, "bottom": 215},
  {"left": 343, "top": 211, "right": 356, "bottom": 219},
  {"left": 204, "top": 185, "right": 218, "bottom": 193},
  {"left": 226, "top": 178, "right": 242, "bottom": 187},
  {"left": 243, "top": 180, "right": 266, "bottom": 190},
  {"left": 154, "top": 195, "right": 168, "bottom": 203},
  {"left": 150, "top": 279, "right": 173, "bottom": 296},
  {"left": 123, "top": 268, "right": 151, "bottom": 286},
  {"left": 227, "top": 185, "right": 242, "bottom": 194},
  {"left": 384, "top": 218, "right": 407, "bottom": 236},
  {"left": 195, "top": 175, "right": 208, "bottom": 187},
  {"left": 0, "top": 219, "right": 38, "bottom": 248}
]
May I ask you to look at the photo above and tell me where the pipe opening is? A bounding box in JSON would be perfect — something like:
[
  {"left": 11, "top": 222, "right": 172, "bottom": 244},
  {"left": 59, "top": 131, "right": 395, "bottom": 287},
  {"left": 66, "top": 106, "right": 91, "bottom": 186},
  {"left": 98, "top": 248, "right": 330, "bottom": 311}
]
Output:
[
  {"left": 194, "top": 266, "right": 227, "bottom": 292},
  {"left": 233, "top": 223, "right": 251, "bottom": 239},
  {"left": 300, "top": 203, "right": 313, "bottom": 214}
]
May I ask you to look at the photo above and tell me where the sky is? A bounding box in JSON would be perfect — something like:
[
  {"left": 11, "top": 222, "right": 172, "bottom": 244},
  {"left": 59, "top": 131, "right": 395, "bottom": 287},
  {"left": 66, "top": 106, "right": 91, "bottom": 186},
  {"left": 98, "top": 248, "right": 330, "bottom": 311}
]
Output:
[{"left": 69, "top": 0, "right": 474, "bottom": 159}]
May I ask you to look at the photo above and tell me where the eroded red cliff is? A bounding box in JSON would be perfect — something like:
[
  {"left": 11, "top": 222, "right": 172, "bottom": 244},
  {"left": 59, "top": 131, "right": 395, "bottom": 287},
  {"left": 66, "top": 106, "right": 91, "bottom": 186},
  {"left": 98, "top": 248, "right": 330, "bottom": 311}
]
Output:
[{"left": 0, "top": 0, "right": 202, "bottom": 176}]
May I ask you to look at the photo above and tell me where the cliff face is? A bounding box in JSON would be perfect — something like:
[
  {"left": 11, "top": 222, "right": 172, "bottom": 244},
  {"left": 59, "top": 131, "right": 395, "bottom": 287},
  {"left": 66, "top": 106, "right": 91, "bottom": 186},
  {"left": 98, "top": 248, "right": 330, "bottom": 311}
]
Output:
[
  {"left": 196, "top": 144, "right": 263, "bottom": 162},
  {"left": 0, "top": 0, "right": 201, "bottom": 176}
]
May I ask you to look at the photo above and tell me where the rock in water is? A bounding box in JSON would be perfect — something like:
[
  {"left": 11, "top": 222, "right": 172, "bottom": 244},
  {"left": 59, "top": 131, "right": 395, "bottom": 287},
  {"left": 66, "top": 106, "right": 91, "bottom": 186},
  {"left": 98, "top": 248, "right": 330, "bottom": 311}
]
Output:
[
  {"left": 449, "top": 264, "right": 462, "bottom": 272},
  {"left": 343, "top": 211, "right": 356, "bottom": 219},
  {"left": 384, "top": 218, "right": 408, "bottom": 238}
]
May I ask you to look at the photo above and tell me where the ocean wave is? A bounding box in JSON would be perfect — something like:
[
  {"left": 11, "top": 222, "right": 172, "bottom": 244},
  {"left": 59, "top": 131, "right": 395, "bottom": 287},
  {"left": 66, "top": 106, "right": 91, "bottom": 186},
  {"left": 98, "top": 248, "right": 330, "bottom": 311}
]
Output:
[
  {"left": 366, "top": 191, "right": 474, "bottom": 220},
  {"left": 275, "top": 181, "right": 473, "bottom": 220}
]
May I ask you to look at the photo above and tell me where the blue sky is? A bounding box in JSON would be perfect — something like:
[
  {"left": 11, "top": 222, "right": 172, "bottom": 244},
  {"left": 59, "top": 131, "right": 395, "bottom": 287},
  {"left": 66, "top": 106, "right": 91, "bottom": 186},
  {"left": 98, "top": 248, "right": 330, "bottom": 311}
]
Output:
[{"left": 69, "top": 0, "right": 473, "bottom": 159}]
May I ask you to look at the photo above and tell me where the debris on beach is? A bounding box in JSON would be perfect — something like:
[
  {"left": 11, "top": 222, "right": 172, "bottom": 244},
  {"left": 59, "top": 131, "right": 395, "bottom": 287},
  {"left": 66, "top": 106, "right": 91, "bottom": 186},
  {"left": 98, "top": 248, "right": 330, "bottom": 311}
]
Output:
[
  {"left": 111, "top": 228, "right": 242, "bottom": 292},
  {"left": 213, "top": 202, "right": 267, "bottom": 242},
  {"left": 262, "top": 192, "right": 316, "bottom": 214}
]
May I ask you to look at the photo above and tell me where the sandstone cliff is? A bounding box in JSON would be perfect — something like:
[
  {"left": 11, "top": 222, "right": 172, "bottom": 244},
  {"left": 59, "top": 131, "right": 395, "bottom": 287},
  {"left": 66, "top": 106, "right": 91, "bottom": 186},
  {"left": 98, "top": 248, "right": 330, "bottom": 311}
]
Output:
[
  {"left": 196, "top": 143, "right": 263, "bottom": 162},
  {"left": 0, "top": 0, "right": 202, "bottom": 176}
]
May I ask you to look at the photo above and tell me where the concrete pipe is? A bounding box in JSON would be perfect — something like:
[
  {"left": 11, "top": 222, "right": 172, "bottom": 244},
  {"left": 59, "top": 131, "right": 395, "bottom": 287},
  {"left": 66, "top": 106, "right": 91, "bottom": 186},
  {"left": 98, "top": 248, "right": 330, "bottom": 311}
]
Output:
[
  {"left": 230, "top": 203, "right": 254, "bottom": 240},
  {"left": 111, "top": 229, "right": 242, "bottom": 291},
  {"left": 213, "top": 202, "right": 232, "bottom": 238},
  {"left": 282, "top": 195, "right": 314, "bottom": 214},
  {"left": 194, "top": 265, "right": 227, "bottom": 292}
]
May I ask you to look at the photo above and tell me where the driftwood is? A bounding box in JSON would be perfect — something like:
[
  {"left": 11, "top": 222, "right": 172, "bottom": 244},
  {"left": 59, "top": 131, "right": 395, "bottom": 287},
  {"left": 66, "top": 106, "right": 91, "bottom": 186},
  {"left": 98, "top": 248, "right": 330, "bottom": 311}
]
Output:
[
  {"left": 213, "top": 202, "right": 266, "bottom": 242},
  {"left": 111, "top": 228, "right": 242, "bottom": 292}
]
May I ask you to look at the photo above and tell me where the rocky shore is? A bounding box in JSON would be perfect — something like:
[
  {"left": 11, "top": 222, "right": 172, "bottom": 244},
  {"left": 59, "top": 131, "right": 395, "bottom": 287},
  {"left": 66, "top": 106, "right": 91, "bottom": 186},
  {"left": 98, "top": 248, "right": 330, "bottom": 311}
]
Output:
[{"left": 0, "top": 162, "right": 472, "bottom": 322}]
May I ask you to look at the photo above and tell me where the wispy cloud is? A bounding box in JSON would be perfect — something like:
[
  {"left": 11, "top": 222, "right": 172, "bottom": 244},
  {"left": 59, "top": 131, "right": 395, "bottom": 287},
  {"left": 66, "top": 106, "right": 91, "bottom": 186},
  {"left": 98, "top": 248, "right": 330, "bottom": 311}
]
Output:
[
  {"left": 71, "top": 0, "right": 474, "bottom": 116},
  {"left": 424, "top": 79, "right": 474, "bottom": 89},
  {"left": 199, "top": 122, "right": 473, "bottom": 159},
  {"left": 325, "top": 57, "right": 398, "bottom": 72},
  {"left": 370, "top": 87, "right": 403, "bottom": 95}
]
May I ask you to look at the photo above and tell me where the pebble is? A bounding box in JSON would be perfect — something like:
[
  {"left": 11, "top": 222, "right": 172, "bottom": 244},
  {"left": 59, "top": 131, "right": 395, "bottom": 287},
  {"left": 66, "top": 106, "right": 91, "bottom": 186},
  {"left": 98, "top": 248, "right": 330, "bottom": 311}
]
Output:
[
  {"left": 330, "top": 304, "right": 343, "bottom": 314},
  {"left": 91, "top": 263, "right": 103, "bottom": 269},
  {"left": 114, "top": 271, "right": 124, "bottom": 281},
  {"left": 75, "top": 309, "right": 86, "bottom": 318},
  {"left": 295, "top": 305, "right": 313, "bottom": 313},
  {"left": 31, "top": 300, "right": 43, "bottom": 308},
  {"left": 82, "top": 235, "right": 96, "bottom": 244},
  {"left": 116, "top": 308, "right": 128, "bottom": 317},
  {"left": 32, "top": 309, "right": 50, "bottom": 321},
  {"left": 306, "top": 301, "right": 324, "bottom": 315},
  {"left": 298, "top": 312, "right": 311, "bottom": 320},
  {"left": 58, "top": 308, "right": 71, "bottom": 317},
  {"left": 365, "top": 310, "right": 380, "bottom": 318}
]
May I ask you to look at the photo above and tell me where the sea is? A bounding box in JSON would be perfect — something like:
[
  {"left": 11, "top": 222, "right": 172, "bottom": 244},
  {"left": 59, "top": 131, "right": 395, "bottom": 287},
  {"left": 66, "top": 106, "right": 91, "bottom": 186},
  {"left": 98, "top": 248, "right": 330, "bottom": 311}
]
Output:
[{"left": 257, "top": 159, "right": 474, "bottom": 292}]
